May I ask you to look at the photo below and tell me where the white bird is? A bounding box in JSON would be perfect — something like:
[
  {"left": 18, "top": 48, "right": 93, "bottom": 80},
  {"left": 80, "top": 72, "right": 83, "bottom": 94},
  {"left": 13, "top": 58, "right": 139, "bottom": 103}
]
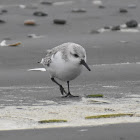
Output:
[{"left": 40, "top": 42, "right": 91, "bottom": 97}]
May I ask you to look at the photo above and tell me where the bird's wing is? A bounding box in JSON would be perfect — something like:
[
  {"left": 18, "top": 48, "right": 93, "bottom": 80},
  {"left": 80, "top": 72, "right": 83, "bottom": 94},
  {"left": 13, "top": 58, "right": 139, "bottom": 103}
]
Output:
[
  {"left": 43, "top": 48, "right": 59, "bottom": 66},
  {"left": 43, "top": 43, "right": 69, "bottom": 66}
]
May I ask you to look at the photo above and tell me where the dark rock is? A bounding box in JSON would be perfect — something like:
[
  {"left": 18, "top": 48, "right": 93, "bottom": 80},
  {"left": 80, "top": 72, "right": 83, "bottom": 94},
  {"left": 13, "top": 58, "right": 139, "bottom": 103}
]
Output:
[
  {"left": 98, "top": 5, "right": 105, "bottom": 9},
  {"left": 53, "top": 19, "right": 67, "bottom": 25},
  {"left": 0, "top": 9, "right": 8, "bottom": 15},
  {"left": 119, "top": 8, "right": 128, "bottom": 13},
  {"left": 33, "top": 11, "right": 48, "bottom": 17},
  {"left": 111, "top": 25, "right": 120, "bottom": 31},
  {"left": 104, "top": 26, "right": 111, "bottom": 29},
  {"left": 16, "top": 108, "right": 23, "bottom": 109},
  {"left": 126, "top": 19, "right": 138, "bottom": 28},
  {"left": 40, "top": 1, "right": 53, "bottom": 5},
  {"left": 0, "top": 19, "right": 6, "bottom": 23},
  {"left": 1, "top": 9, "right": 8, "bottom": 13}
]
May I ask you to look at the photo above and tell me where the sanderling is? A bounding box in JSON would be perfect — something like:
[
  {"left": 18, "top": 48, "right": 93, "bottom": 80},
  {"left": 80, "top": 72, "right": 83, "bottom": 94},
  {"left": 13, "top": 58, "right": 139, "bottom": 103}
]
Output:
[{"left": 39, "top": 42, "right": 91, "bottom": 97}]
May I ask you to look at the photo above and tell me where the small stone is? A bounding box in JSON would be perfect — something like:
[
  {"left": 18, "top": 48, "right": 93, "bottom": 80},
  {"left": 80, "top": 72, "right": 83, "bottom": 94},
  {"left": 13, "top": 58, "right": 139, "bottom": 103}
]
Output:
[
  {"left": 24, "top": 19, "right": 36, "bottom": 26},
  {"left": 16, "top": 108, "right": 23, "bottom": 109},
  {"left": 33, "top": 11, "right": 48, "bottom": 17},
  {"left": 111, "top": 25, "right": 120, "bottom": 31},
  {"left": 119, "top": 8, "right": 128, "bottom": 13},
  {"left": 0, "top": 19, "right": 6, "bottom": 23},
  {"left": 71, "top": 8, "right": 87, "bottom": 13},
  {"left": 53, "top": 19, "right": 67, "bottom": 25},
  {"left": 104, "top": 26, "right": 111, "bottom": 29},
  {"left": 126, "top": 19, "right": 138, "bottom": 28},
  {"left": 1, "top": 9, "right": 8, "bottom": 13},
  {"left": 40, "top": 1, "right": 53, "bottom": 5},
  {"left": 98, "top": 5, "right": 105, "bottom": 9},
  {"left": 27, "top": 34, "right": 36, "bottom": 38}
]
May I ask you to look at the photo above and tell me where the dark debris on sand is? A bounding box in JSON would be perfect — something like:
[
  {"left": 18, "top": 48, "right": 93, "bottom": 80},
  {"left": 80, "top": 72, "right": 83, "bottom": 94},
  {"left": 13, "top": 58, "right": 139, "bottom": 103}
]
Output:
[
  {"left": 53, "top": 19, "right": 67, "bottom": 25},
  {"left": 33, "top": 11, "right": 48, "bottom": 17},
  {"left": 126, "top": 19, "right": 138, "bottom": 28}
]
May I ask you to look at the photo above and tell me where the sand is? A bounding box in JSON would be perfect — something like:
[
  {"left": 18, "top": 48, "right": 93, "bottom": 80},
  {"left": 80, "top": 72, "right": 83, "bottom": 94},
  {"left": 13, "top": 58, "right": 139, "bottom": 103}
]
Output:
[
  {"left": 0, "top": 123, "right": 140, "bottom": 140},
  {"left": 0, "top": 0, "right": 140, "bottom": 132}
]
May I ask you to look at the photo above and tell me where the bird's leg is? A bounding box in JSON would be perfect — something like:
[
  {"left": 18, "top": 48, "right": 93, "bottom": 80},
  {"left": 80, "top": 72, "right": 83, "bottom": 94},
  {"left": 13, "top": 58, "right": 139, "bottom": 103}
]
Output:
[
  {"left": 64, "top": 81, "right": 79, "bottom": 97},
  {"left": 51, "top": 78, "right": 67, "bottom": 95}
]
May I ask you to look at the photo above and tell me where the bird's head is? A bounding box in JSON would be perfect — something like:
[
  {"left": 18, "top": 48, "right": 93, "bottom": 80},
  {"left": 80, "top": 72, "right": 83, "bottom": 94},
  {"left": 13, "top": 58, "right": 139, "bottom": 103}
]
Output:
[{"left": 68, "top": 43, "right": 91, "bottom": 71}]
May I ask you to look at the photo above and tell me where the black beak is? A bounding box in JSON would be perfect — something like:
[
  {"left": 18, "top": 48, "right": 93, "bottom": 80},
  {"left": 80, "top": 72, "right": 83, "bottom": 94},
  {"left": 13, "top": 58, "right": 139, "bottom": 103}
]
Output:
[{"left": 80, "top": 59, "right": 91, "bottom": 71}]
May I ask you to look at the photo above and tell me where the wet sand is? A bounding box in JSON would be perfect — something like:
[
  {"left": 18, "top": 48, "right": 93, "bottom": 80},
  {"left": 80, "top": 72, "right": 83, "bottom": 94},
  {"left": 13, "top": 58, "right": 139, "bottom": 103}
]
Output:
[
  {"left": 0, "top": 0, "right": 140, "bottom": 133},
  {"left": 0, "top": 123, "right": 140, "bottom": 140}
]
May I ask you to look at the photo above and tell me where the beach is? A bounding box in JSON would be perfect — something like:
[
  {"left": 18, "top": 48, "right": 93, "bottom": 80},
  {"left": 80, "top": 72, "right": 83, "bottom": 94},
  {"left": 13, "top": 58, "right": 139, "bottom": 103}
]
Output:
[{"left": 0, "top": 0, "right": 140, "bottom": 138}]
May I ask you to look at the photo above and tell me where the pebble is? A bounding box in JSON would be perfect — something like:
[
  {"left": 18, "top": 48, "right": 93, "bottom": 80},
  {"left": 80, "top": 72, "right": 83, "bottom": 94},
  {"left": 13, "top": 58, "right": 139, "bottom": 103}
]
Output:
[
  {"left": 119, "top": 8, "right": 128, "bottom": 13},
  {"left": 33, "top": 11, "right": 48, "bottom": 17},
  {"left": 27, "top": 34, "right": 37, "bottom": 38},
  {"left": 40, "top": 1, "right": 53, "bottom": 5},
  {"left": 125, "top": 19, "right": 138, "bottom": 28},
  {"left": 98, "top": 5, "right": 105, "bottom": 9},
  {"left": 0, "top": 19, "right": 6, "bottom": 23},
  {"left": 24, "top": 20, "right": 36, "bottom": 26},
  {"left": 0, "top": 9, "right": 8, "bottom": 15},
  {"left": 71, "top": 8, "right": 87, "bottom": 13},
  {"left": 53, "top": 19, "right": 67, "bottom": 25},
  {"left": 1, "top": 9, "right": 8, "bottom": 13},
  {"left": 111, "top": 25, "right": 120, "bottom": 31},
  {"left": 104, "top": 26, "right": 111, "bottom": 29}
]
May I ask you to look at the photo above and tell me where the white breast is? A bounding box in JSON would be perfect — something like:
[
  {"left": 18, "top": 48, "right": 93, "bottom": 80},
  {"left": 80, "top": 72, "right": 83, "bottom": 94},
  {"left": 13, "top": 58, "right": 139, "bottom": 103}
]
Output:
[{"left": 47, "top": 51, "right": 82, "bottom": 81}]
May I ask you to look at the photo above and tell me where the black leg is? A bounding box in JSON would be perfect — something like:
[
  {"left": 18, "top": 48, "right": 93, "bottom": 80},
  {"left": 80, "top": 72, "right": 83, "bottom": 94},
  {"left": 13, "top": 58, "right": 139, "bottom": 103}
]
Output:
[
  {"left": 64, "top": 81, "right": 79, "bottom": 97},
  {"left": 51, "top": 78, "right": 67, "bottom": 95}
]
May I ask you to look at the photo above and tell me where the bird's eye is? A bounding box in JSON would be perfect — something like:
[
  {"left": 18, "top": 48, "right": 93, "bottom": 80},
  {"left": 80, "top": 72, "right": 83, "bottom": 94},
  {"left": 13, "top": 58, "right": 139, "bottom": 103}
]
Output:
[{"left": 73, "top": 54, "right": 79, "bottom": 58}]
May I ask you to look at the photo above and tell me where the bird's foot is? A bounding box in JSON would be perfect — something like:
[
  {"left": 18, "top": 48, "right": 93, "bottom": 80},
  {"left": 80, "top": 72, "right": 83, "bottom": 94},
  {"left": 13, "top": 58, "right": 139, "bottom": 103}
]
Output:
[
  {"left": 59, "top": 85, "right": 67, "bottom": 95},
  {"left": 63, "top": 92, "right": 79, "bottom": 98}
]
